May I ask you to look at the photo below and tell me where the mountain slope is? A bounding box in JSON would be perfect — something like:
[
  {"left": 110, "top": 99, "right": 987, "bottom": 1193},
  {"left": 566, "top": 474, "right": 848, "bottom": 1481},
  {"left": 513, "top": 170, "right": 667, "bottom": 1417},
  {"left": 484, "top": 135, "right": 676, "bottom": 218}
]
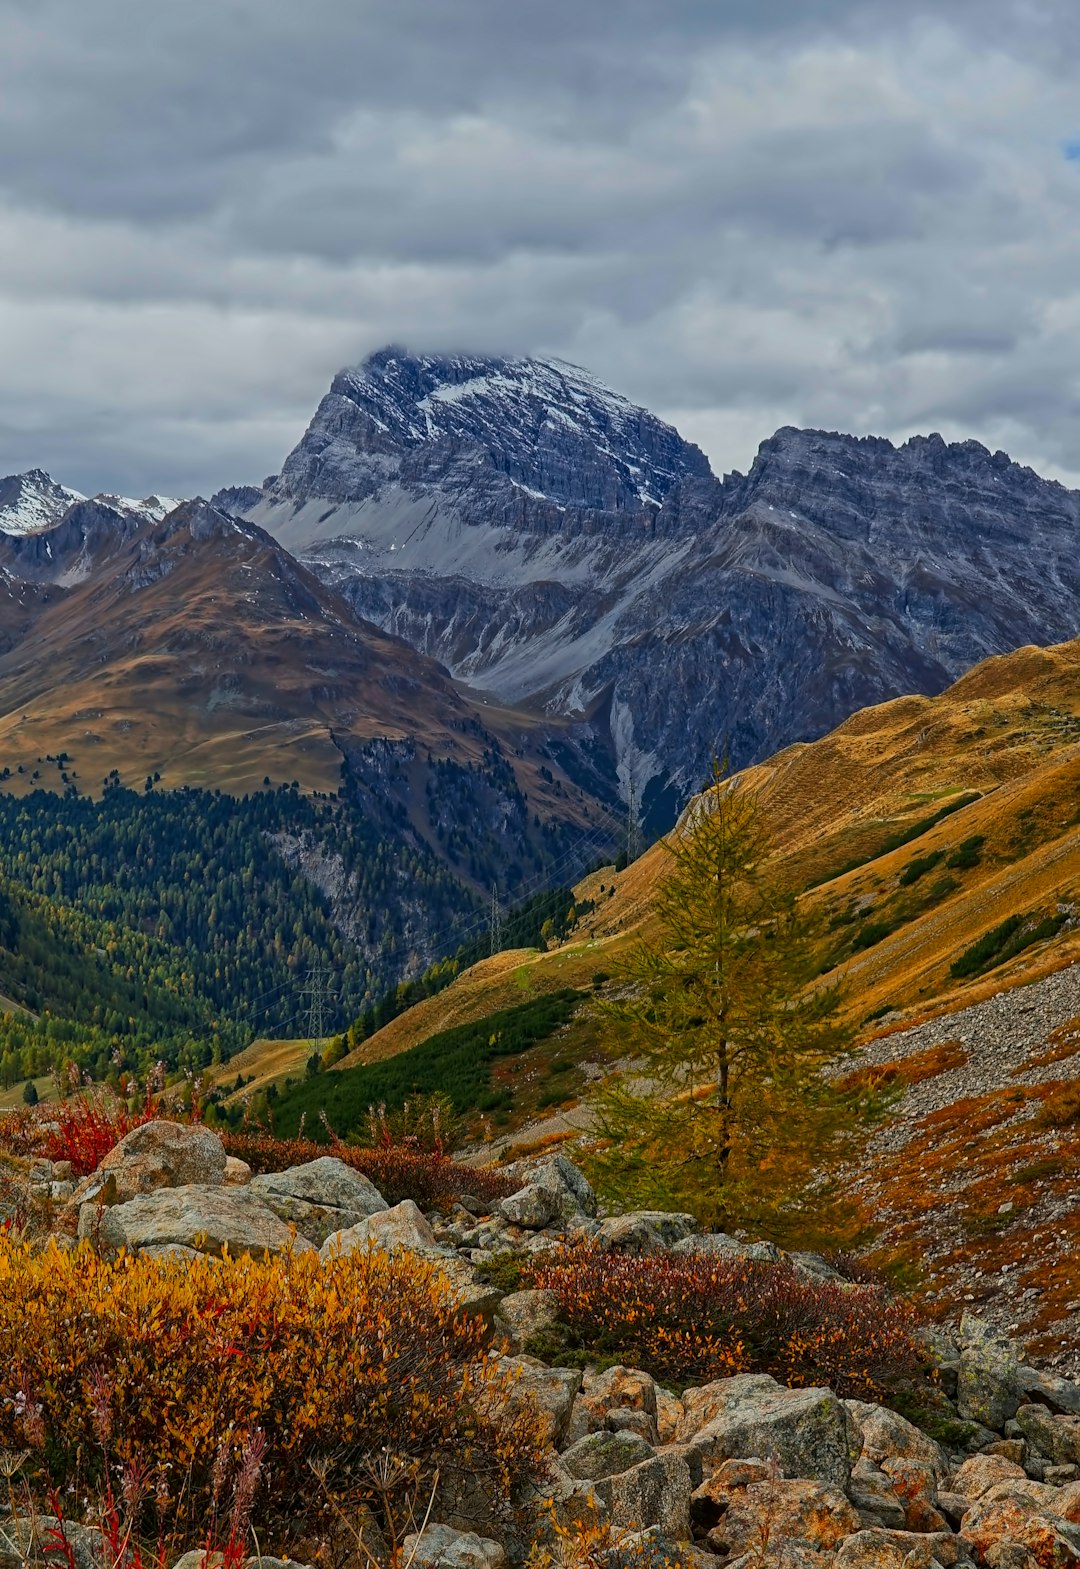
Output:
[{"left": 232, "top": 350, "right": 1080, "bottom": 830}]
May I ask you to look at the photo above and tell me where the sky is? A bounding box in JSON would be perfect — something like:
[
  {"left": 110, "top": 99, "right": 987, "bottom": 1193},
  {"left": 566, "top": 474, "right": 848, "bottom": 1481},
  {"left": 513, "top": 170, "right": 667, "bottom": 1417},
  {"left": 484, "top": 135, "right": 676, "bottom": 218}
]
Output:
[{"left": 4, "top": 0, "right": 1080, "bottom": 496}]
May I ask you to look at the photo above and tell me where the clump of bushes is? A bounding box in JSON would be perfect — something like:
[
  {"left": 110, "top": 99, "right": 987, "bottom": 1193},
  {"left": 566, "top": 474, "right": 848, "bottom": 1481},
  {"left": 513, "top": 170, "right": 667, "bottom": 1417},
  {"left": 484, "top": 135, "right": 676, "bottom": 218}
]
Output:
[
  {"left": 0, "top": 1238, "right": 544, "bottom": 1551},
  {"left": 950, "top": 909, "right": 1067, "bottom": 979},
  {"left": 221, "top": 1129, "right": 517, "bottom": 1209},
  {"left": 530, "top": 1245, "right": 927, "bottom": 1401}
]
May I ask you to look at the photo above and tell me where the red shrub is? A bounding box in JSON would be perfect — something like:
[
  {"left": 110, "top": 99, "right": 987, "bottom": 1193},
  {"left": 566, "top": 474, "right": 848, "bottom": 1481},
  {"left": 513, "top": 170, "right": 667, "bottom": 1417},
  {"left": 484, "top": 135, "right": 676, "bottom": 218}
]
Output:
[
  {"left": 221, "top": 1130, "right": 516, "bottom": 1209},
  {"left": 530, "top": 1244, "right": 927, "bottom": 1400},
  {"left": 40, "top": 1091, "right": 153, "bottom": 1177}
]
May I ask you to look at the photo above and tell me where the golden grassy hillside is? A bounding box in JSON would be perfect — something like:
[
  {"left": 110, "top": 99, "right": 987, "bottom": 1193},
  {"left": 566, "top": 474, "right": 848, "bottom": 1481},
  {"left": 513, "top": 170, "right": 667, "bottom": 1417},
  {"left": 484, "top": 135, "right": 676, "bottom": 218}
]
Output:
[{"left": 341, "top": 636, "right": 1080, "bottom": 1071}]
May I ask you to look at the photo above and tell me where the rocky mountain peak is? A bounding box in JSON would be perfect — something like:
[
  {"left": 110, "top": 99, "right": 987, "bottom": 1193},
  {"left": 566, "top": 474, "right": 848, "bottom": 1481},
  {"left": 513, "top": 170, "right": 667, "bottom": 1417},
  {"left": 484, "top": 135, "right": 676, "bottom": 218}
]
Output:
[
  {"left": 272, "top": 345, "right": 713, "bottom": 514},
  {"left": 0, "top": 469, "right": 85, "bottom": 536}
]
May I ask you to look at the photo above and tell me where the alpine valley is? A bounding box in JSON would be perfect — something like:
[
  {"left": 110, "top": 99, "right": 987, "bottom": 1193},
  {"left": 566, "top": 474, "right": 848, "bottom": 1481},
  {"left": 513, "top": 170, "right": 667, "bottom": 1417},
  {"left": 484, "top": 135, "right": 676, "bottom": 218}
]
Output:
[{"left": 1, "top": 346, "right": 1079, "bottom": 1073}]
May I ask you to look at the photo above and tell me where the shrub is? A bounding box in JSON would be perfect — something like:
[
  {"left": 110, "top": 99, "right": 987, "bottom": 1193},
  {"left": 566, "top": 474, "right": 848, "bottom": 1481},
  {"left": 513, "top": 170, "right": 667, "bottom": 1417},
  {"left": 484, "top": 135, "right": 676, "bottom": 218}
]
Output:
[
  {"left": 898, "top": 850, "right": 944, "bottom": 887},
  {"left": 221, "top": 1130, "right": 517, "bottom": 1208},
  {"left": 0, "top": 1238, "right": 545, "bottom": 1549},
  {"left": 946, "top": 835, "right": 985, "bottom": 871},
  {"left": 37, "top": 1087, "right": 154, "bottom": 1175},
  {"left": 530, "top": 1244, "right": 927, "bottom": 1400},
  {"left": 950, "top": 910, "right": 1067, "bottom": 979}
]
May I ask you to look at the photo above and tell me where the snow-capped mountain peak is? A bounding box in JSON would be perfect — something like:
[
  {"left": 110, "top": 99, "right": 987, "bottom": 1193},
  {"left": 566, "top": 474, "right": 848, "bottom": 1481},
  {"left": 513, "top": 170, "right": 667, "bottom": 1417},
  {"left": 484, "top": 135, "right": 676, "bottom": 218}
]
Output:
[{"left": 0, "top": 469, "right": 86, "bottom": 535}]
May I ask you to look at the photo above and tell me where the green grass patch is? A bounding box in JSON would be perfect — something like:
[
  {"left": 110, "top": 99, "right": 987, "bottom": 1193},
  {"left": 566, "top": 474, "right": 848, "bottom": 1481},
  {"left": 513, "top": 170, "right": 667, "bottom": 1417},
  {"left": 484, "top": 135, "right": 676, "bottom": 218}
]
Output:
[{"left": 271, "top": 989, "right": 583, "bottom": 1139}]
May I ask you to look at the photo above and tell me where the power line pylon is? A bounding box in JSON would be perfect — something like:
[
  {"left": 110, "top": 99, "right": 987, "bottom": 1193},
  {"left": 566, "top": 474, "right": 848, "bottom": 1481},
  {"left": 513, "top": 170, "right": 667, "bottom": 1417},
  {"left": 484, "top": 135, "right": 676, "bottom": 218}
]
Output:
[
  {"left": 489, "top": 882, "right": 503, "bottom": 957},
  {"left": 304, "top": 964, "right": 331, "bottom": 1057},
  {"left": 626, "top": 778, "right": 642, "bottom": 864}
]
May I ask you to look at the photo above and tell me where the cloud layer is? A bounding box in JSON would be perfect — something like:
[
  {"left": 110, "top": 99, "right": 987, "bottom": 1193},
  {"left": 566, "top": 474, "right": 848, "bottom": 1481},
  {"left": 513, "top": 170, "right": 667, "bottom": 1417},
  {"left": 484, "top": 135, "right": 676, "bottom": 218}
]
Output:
[{"left": 2, "top": 0, "right": 1080, "bottom": 495}]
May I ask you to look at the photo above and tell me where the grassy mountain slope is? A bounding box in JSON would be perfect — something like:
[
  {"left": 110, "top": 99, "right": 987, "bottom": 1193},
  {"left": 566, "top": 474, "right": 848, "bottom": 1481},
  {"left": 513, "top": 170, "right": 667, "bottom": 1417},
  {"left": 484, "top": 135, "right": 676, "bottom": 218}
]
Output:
[{"left": 325, "top": 635, "right": 1080, "bottom": 1112}]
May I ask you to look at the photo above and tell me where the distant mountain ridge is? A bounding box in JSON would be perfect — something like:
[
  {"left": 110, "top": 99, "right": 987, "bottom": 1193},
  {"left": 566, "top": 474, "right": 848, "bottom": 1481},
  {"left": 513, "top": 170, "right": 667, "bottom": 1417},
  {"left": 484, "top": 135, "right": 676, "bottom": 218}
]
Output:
[{"left": 222, "top": 348, "right": 1080, "bottom": 829}]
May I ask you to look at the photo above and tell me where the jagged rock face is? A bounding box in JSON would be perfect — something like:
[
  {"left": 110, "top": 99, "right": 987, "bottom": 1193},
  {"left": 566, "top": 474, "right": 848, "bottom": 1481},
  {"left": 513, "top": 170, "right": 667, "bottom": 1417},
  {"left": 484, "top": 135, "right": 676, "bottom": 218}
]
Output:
[{"left": 240, "top": 353, "right": 1080, "bottom": 829}]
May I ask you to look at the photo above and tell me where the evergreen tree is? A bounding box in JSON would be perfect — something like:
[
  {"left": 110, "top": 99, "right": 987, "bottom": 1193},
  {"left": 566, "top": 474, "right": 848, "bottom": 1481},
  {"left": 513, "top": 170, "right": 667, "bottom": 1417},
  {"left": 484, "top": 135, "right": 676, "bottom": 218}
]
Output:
[{"left": 587, "top": 769, "right": 875, "bottom": 1239}]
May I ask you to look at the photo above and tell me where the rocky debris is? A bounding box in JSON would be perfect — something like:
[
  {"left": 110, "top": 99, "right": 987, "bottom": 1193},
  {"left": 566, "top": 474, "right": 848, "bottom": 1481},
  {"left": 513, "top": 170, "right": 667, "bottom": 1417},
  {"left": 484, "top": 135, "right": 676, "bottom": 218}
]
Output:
[
  {"left": 250, "top": 1156, "right": 388, "bottom": 1246},
  {"left": 79, "top": 1184, "right": 317, "bottom": 1260},
  {"left": 43, "top": 1140, "right": 1080, "bottom": 1562},
  {"left": 671, "top": 1231, "right": 782, "bottom": 1265},
  {"left": 402, "top": 1525, "right": 507, "bottom": 1569}
]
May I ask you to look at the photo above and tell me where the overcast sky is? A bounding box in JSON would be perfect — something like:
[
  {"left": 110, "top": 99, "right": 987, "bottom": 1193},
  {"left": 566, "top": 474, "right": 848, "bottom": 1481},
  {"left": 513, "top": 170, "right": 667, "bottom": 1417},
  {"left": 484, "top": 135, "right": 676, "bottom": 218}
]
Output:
[{"left": 3, "top": 0, "right": 1080, "bottom": 496}]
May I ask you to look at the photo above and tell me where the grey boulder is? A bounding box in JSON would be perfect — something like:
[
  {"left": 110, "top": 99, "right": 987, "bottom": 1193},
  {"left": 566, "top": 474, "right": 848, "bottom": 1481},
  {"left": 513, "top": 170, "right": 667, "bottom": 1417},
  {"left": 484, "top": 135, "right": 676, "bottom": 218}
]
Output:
[{"left": 250, "top": 1157, "right": 387, "bottom": 1245}]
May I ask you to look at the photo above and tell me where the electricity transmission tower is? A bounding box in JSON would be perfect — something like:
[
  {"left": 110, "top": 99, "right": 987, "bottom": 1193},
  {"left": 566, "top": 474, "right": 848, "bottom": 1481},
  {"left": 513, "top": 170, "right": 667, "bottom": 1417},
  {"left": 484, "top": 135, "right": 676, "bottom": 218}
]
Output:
[
  {"left": 626, "top": 778, "right": 642, "bottom": 864},
  {"left": 304, "top": 965, "right": 332, "bottom": 1058},
  {"left": 489, "top": 882, "right": 503, "bottom": 957}
]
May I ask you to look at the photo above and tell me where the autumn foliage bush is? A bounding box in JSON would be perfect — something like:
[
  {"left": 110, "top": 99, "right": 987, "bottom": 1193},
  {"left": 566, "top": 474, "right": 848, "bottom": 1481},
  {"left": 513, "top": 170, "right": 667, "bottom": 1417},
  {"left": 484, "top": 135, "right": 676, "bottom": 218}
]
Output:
[
  {"left": 530, "top": 1244, "right": 927, "bottom": 1400},
  {"left": 0, "top": 1237, "right": 545, "bottom": 1550},
  {"left": 221, "top": 1129, "right": 517, "bottom": 1209}
]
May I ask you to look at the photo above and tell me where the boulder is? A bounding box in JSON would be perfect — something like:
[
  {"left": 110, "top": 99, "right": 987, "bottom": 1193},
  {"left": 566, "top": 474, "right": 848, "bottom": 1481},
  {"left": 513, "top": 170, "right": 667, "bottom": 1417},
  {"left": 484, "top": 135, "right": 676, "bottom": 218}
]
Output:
[
  {"left": 846, "top": 1459, "right": 907, "bottom": 1530},
  {"left": 250, "top": 1157, "right": 387, "bottom": 1244},
  {"left": 960, "top": 1480, "right": 1078, "bottom": 1562},
  {"left": 320, "top": 1198, "right": 436, "bottom": 1258},
  {"left": 498, "top": 1184, "right": 559, "bottom": 1230},
  {"left": 72, "top": 1120, "right": 227, "bottom": 1210},
  {"left": 1015, "top": 1403, "right": 1080, "bottom": 1467},
  {"left": 500, "top": 1154, "right": 597, "bottom": 1222},
  {"left": 951, "top": 1453, "right": 1029, "bottom": 1499},
  {"left": 593, "top": 1451, "right": 693, "bottom": 1542},
  {"left": 559, "top": 1431, "right": 655, "bottom": 1481},
  {"left": 671, "top": 1232, "right": 782, "bottom": 1265},
  {"left": 878, "top": 1456, "right": 949, "bottom": 1533},
  {"left": 493, "top": 1288, "right": 561, "bottom": 1350},
  {"left": 656, "top": 1387, "right": 683, "bottom": 1445},
  {"left": 845, "top": 1399, "right": 948, "bottom": 1485},
  {"left": 80, "top": 1185, "right": 316, "bottom": 1260},
  {"left": 494, "top": 1357, "right": 582, "bottom": 1449},
  {"left": 580, "top": 1365, "right": 659, "bottom": 1439},
  {"left": 0, "top": 1518, "right": 102, "bottom": 1569},
  {"left": 683, "top": 1374, "right": 856, "bottom": 1488},
  {"left": 402, "top": 1525, "right": 507, "bottom": 1569},
  {"left": 593, "top": 1212, "right": 697, "bottom": 1253},
  {"left": 833, "top": 1529, "right": 965, "bottom": 1568},
  {"left": 703, "top": 1478, "right": 859, "bottom": 1561},
  {"left": 678, "top": 1375, "right": 779, "bottom": 1441},
  {"left": 957, "top": 1314, "right": 1023, "bottom": 1430},
  {"left": 223, "top": 1157, "right": 252, "bottom": 1186},
  {"left": 1019, "top": 1366, "right": 1080, "bottom": 1417}
]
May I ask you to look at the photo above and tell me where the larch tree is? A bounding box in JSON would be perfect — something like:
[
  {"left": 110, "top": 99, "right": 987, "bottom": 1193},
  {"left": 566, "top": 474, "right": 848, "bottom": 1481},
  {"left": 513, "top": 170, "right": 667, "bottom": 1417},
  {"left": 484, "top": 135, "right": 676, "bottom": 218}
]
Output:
[{"left": 586, "top": 768, "right": 876, "bottom": 1239}]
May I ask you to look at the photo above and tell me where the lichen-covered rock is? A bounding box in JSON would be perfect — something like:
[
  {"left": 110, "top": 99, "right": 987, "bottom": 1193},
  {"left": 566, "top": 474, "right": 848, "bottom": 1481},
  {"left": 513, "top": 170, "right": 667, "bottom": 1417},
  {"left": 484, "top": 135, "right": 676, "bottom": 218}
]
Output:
[
  {"left": 593, "top": 1212, "right": 697, "bottom": 1253},
  {"left": 703, "top": 1478, "right": 859, "bottom": 1561},
  {"left": 494, "top": 1357, "right": 581, "bottom": 1449},
  {"left": 492, "top": 1288, "right": 560, "bottom": 1350},
  {"left": 1020, "top": 1367, "right": 1080, "bottom": 1417},
  {"left": 683, "top": 1374, "right": 856, "bottom": 1488},
  {"left": 250, "top": 1157, "right": 387, "bottom": 1244},
  {"left": 223, "top": 1156, "right": 252, "bottom": 1186},
  {"left": 559, "top": 1430, "right": 655, "bottom": 1481},
  {"left": 71, "top": 1120, "right": 227, "bottom": 1212},
  {"left": 670, "top": 1231, "right": 782, "bottom": 1264},
  {"left": 80, "top": 1185, "right": 316, "bottom": 1260},
  {"left": 1016, "top": 1404, "right": 1080, "bottom": 1467},
  {"left": 951, "top": 1452, "right": 1029, "bottom": 1499},
  {"left": 592, "top": 1451, "right": 693, "bottom": 1542},
  {"left": 959, "top": 1480, "right": 1079, "bottom": 1562},
  {"left": 833, "top": 1528, "right": 964, "bottom": 1568},
  {"left": 957, "top": 1314, "right": 1023, "bottom": 1430},
  {"left": 1, "top": 1517, "right": 102, "bottom": 1569},
  {"left": 403, "top": 1524, "right": 507, "bottom": 1569},
  {"left": 845, "top": 1399, "right": 948, "bottom": 1485},
  {"left": 500, "top": 1154, "right": 598, "bottom": 1223},
  {"left": 498, "top": 1183, "right": 558, "bottom": 1230},
  {"left": 846, "top": 1459, "right": 907, "bottom": 1530}
]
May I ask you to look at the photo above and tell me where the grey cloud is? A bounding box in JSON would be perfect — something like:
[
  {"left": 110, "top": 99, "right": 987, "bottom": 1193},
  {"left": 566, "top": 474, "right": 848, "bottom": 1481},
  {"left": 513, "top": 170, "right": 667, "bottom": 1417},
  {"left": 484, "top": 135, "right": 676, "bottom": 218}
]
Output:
[{"left": 3, "top": 0, "right": 1080, "bottom": 497}]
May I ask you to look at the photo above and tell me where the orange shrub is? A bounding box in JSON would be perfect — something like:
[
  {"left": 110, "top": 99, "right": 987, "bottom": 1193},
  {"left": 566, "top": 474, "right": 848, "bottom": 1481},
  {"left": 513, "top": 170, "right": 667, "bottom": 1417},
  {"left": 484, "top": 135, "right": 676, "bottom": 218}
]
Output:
[
  {"left": 0, "top": 1239, "right": 545, "bottom": 1548},
  {"left": 530, "top": 1244, "right": 927, "bottom": 1400}
]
